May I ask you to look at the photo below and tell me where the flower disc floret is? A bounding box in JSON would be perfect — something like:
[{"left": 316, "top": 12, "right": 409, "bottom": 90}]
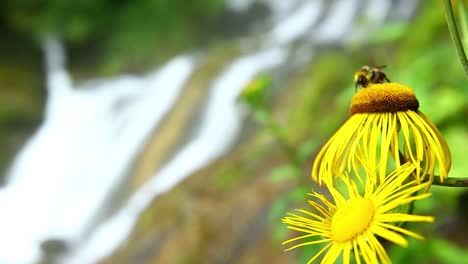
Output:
[{"left": 331, "top": 197, "right": 375, "bottom": 243}]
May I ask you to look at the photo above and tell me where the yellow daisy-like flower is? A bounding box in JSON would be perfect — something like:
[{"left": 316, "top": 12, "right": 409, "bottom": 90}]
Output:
[
  {"left": 311, "top": 83, "right": 451, "bottom": 186},
  {"left": 283, "top": 163, "right": 433, "bottom": 264}
]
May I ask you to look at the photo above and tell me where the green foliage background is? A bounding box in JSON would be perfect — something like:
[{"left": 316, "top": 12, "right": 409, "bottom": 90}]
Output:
[{"left": 1, "top": 0, "right": 225, "bottom": 74}]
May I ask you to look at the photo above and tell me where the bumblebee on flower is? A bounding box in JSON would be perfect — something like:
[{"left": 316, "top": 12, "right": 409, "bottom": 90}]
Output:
[
  {"left": 281, "top": 66, "right": 456, "bottom": 264},
  {"left": 311, "top": 80, "right": 451, "bottom": 187}
]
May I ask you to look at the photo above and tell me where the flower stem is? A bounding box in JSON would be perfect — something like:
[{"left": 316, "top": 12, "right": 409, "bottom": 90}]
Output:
[
  {"left": 398, "top": 151, "right": 468, "bottom": 187},
  {"left": 432, "top": 176, "right": 468, "bottom": 187},
  {"left": 443, "top": 0, "right": 468, "bottom": 77},
  {"left": 252, "top": 108, "right": 300, "bottom": 166}
]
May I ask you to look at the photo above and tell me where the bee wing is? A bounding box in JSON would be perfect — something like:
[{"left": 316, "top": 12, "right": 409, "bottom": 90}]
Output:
[{"left": 360, "top": 65, "right": 370, "bottom": 71}]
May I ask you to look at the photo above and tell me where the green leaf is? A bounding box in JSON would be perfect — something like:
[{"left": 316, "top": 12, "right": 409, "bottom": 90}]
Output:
[
  {"left": 252, "top": 109, "right": 270, "bottom": 124},
  {"left": 269, "top": 164, "right": 301, "bottom": 183},
  {"left": 296, "top": 138, "right": 318, "bottom": 163},
  {"left": 430, "top": 238, "right": 468, "bottom": 264},
  {"left": 370, "top": 22, "right": 409, "bottom": 44}
]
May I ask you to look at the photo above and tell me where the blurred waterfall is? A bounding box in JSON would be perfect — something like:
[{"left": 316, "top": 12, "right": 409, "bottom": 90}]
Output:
[
  {"left": 0, "top": 0, "right": 418, "bottom": 263},
  {"left": 0, "top": 38, "right": 196, "bottom": 263}
]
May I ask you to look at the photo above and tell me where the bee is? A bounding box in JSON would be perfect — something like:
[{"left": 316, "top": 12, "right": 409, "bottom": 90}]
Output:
[{"left": 354, "top": 65, "right": 391, "bottom": 91}]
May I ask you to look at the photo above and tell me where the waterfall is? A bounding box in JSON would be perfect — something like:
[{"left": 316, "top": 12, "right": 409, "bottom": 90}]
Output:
[{"left": 0, "top": 37, "right": 196, "bottom": 263}]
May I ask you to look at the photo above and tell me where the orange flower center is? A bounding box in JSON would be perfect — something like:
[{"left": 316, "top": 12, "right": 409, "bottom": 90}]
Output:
[{"left": 350, "top": 83, "right": 419, "bottom": 115}]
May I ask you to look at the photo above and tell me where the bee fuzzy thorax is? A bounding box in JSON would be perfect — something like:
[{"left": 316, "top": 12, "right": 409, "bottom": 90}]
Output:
[
  {"left": 354, "top": 65, "right": 390, "bottom": 90},
  {"left": 350, "top": 83, "right": 419, "bottom": 115}
]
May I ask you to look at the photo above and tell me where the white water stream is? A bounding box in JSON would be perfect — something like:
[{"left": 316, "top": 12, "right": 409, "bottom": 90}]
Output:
[
  {"left": 0, "top": 38, "right": 196, "bottom": 263},
  {"left": 0, "top": 1, "right": 417, "bottom": 263}
]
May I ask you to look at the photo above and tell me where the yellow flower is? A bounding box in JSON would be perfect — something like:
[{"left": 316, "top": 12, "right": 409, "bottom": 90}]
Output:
[
  {"left": 283, "top": 163, "right": 433, "bottom": 264},
  {"left": 311, "top": 83, "right": 451, "bottom": 186}
]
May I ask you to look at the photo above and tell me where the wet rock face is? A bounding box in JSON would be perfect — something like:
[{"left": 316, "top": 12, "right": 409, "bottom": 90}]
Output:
[
  {"left": 39, "top": 239, "right": 69, "bottom": 264},
  {"left": 0, "top": 27, "right": 44, "bottom": 184}
]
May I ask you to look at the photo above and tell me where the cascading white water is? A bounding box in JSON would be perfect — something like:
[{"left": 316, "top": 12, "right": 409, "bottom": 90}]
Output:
[
  {"left": 0, "top": 37, "right": 196, "bottom": 263},
  {"left": 269, "top": 0, "right": 323, "bottom": 45},
  {"left": 0, "top": 0, "right": 418, "bottom": 263},
  {"left": 311, "top": 0, "right": 360, "bottom": 43}
]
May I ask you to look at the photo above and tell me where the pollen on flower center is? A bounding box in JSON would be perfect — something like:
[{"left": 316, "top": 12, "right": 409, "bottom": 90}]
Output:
[
  {"left": 331, "top": 197, "right": 375, "bottom": 243},
  {"left": 350, "top": 83, "right": 419, "bottom": 115}
]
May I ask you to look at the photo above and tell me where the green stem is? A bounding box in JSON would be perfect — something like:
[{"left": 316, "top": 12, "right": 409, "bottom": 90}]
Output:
[
  {"left": 443, "top": 0, "right": 468, "bottom": 77},
  {"left": 265, "top": 114, "right": 300, "bottom": 166},
  {"left": 253, "top": 108, "right": 300, "bottom": 166},
  {"left": 398, "top": 151, "right": 468, "bottom": 187},
  {"left": 432, "top": 176, "right": 468, "bottom": 187},
  {"left": 396, "top": 151, "right": 414, "bottom": 225}
]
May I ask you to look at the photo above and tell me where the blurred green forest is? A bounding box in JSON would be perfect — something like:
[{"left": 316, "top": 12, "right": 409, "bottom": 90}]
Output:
[
  {"left": 0, "top": 0, "right": 467, "bottom": 263},
  {"left": 0, "top": 0, "right": 227, "bottom": 74}
]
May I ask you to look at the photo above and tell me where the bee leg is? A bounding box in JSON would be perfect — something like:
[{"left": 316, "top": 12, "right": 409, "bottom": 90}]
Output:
[{"left": 385, "top": 76, "right": 391, "bottom": 83}]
